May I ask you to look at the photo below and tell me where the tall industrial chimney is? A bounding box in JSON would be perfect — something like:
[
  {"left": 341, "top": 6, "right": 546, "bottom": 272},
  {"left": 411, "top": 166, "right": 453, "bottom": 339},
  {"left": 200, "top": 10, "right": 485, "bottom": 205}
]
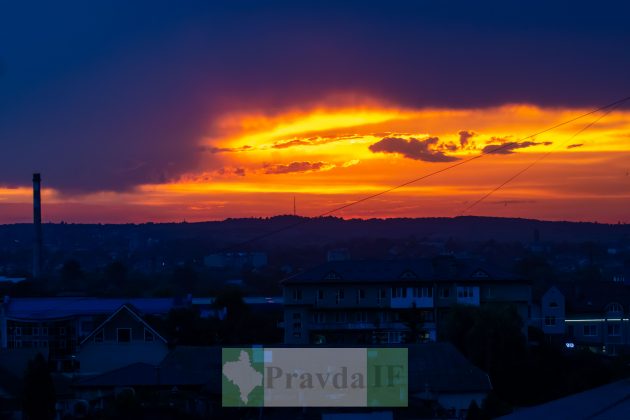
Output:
[{"left": 33, "top": 173, "right": 43, "bottom": 279}]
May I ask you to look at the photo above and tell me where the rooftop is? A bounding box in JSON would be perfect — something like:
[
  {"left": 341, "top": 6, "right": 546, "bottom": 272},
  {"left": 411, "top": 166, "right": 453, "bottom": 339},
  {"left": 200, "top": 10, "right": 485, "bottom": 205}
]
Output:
[{"left": 283, "top": 258, "right": 521, "bottom": 285}]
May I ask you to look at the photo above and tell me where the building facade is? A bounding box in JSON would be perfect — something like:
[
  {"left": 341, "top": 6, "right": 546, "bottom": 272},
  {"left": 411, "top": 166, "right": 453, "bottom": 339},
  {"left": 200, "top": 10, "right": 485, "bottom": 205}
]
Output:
[{"left": 281, "top": 258, "right": 531, "bottom": 345}]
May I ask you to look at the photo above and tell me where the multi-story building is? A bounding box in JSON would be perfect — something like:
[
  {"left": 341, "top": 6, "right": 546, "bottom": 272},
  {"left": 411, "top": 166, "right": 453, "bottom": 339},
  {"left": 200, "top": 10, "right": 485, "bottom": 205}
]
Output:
[
  {"left": 538, "top": 283, "right": 630, "bottom": 355},
  {"left": 281, "top": 258, "right": 531, "bottom": 345}
]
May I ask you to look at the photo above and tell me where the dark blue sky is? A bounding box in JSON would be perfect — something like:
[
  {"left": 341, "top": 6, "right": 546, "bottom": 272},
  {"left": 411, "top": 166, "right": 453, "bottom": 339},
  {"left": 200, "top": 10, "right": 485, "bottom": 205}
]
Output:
[{"left": 1, "top": 0, "right": 629, "bottom": 192}]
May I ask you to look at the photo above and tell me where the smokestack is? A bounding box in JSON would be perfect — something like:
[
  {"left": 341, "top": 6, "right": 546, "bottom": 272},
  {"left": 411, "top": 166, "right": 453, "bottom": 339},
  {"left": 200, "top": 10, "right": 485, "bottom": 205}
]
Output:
[{"left": 33, "top": 173, "right": 42, "bottom": 279}]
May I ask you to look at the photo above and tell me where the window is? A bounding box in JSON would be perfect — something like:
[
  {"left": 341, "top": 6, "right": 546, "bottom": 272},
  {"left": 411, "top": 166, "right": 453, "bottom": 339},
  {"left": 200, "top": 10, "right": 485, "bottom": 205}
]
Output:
[
  {"left": 94, "top": 329, "right": 104, "bottom": 343},
  {"left": 324, "top": 271, "right": 341, "bottom": 280},
  {"left": 608, "top": 324, "right": 621, "bottom": 336},
  {"left": 292, "top": 288, "right": 302, "bottom": 301},
  {"left": 377, "top": 288, "right": 387, "bottom": 303},
  {"left": 355, "top": 312, "right": 368, "bottom": 323},
  {"left": 317, "top": 289, "right": 324, "bottom": 300},
  {"left": 32, "top": 327, "right": 40, "bottom": 336},
  {"left": 486, "top": 287, "right": 493, "bottom": 298},
  {"left": 14, "top": 327, "right": 22, "bottom": 337},
  {"left": 336, "top": 288, "right": 345, "bottom": 303},
  {"left": 41, "top": 327, "right": 48, "bottom": 336},
  {"left": 59, "top": 327, "right": 66, "bottom": 336},
  {"left": 335, "top": 312, "right": 347, "bottom": 323},
  {"left": 293, "top": 322, "right": 302, "bottom": 329},
  {"left": 544, "top": 316, "right": 556, "bottom": 326},
  {"left": 607, "top": 303, "right": 623, "bottom": 314},
  {"left": 583, "top": 325, "right": 597, "bottom": 336},
  {"left": 144, "top": 328, "right": 155, "bottom": 342},
  {"left": 356, "top": 289, "right": 365, "bottom": 303},
  {"left": 313, "top": 312, "right": 326, "bottom": 323},
  {"left": 117, "top": 328, "right": 132, "bottom": 343},
  {"left": 391, "top": 287, "right": 407, "bottom": 298},
  {"left": 457, "top": 287, "right": 475, "bottom": 298},
  {"left": 413, "top": 287, "right": 432, "bottom": 298},
  {"left": 440, "top": 288, "right": 450, "bottom": 298}
]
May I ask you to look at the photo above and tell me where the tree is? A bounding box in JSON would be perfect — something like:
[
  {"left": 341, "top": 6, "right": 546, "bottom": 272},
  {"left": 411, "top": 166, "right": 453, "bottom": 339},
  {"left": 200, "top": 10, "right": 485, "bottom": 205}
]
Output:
[
  {"left": 401, "top": 302, "right": 426, "bottom": 343},
  {"left": 59, "top": 259, "right": 83, "bottom": 291},
  {"left": 22, "top": 353, "right": 56, "bottom": 420},
  {"left": 104, "top": 260, "right": 128, "bottom": 289}
]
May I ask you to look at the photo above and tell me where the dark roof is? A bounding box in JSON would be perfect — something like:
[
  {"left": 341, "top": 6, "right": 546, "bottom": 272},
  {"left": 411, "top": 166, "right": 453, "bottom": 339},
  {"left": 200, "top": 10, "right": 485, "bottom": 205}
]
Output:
[
  {"left": 74, "top": 343, "right": 490, "bottom": 395},
  {"left": 283, "top": 258, "right": 521, "bottom": 285},
  {"left": 77, "top": 363, "right": 159, "bottom": 387},
  {"left": 79, "top": 304, "right": 167, "bottom": 345},
  {"left": 159, "top": 346, "right": 222, "bottom": 393},
  {"left": 75, "top": 346, "right": 221, "bottom": 392},
  {"left": 499, "top": 378, "right": 630, "bottom": 419},
  {"left": 558, "top": 283, "right": 630, "bottom": 314},
  {"left": 3, "top": 297, "right": 179, "bottom": 320},
  {"left": 408, "top": 343, "right": 492, "bottom": 394}
]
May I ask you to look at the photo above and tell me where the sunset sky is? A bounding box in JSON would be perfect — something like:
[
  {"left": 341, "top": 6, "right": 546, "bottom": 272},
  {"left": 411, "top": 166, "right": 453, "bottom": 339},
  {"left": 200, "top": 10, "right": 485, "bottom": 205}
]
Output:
[{"left": 1, "top": 1, "right": 629, "bottom": 224}]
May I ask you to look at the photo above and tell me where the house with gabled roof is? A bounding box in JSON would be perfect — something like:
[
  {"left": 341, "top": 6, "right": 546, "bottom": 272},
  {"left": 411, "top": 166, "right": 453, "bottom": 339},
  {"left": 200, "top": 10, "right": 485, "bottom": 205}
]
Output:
[{"left": 78, "top": 304, "right": 169, "bottom": 375}]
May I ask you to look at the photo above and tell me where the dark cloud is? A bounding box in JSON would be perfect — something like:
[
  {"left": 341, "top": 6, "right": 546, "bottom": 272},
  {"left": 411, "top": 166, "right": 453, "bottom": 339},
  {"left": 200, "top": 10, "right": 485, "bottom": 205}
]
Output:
[
  {"left": 263, "top": 161, "right": 331, "bottom": 174},
  {"left": 272, "top": 134, "right": 362, "bottom": 149},
  {"left": 482, "top": 141, "right": 552, "bottom": 154},
  {"left": 204, "top": 145, "right": 252, "bottom": 153},
  {"left": 458, "top": 130, "right": 475, "bottom": 148},
  {"left": 567, "top": 143, "right": 584, "bottom": 149},
  {"left": 1, "top": 1, "right": 628, "bottom": 193},
  {"left": 369, "top": 137, "right": 459, "bottom": 162}
]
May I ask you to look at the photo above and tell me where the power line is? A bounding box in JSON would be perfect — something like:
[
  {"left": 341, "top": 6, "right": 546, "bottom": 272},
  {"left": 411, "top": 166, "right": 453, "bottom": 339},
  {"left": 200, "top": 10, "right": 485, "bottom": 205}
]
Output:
[
  {"left": 459, "top": 99, "right": 629, "bottom": 215},
  {"left": 217, "top": 95, "right": 630, "bottom": 252}
]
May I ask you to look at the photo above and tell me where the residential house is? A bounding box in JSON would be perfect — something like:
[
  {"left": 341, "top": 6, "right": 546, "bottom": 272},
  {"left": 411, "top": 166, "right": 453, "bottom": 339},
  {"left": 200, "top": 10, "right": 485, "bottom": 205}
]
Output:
[
  {"left": 78, "top": 304, "right": 169, "bottom": 375},
  {"left": 536, "top": 283, "right": 630, "bottom": 355},
  {"left": 281, "top": 258, "right": 531, "bottom": 345},
  {"left": 0, "top": 297, "right": 182, "bottom": 371}
]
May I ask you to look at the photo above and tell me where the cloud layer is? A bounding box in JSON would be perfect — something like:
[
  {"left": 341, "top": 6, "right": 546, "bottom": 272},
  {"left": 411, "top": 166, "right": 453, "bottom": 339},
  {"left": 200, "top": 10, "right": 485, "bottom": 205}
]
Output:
[{"left": 369, "top": 137, "right": 459, "bottom": 162}]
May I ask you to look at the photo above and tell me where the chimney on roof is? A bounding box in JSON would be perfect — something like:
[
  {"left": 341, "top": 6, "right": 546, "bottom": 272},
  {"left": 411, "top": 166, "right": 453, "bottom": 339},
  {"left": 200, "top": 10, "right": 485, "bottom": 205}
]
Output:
[{"left": 33, "top": 173, "right": 43, "bottom": 279}]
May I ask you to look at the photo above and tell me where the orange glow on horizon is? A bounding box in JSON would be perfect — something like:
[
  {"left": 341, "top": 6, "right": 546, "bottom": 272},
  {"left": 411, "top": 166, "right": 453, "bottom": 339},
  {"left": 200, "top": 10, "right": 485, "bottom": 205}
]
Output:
[{"left": 2, "top": 101, "right": 630, "bottom": 224}]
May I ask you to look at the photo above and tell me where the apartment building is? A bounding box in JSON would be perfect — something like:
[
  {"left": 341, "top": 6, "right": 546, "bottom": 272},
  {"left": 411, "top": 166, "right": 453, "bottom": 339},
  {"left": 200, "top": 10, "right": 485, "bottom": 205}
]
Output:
[{"left": 281, "top": 257, "right": 531, "bottom": 345}]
